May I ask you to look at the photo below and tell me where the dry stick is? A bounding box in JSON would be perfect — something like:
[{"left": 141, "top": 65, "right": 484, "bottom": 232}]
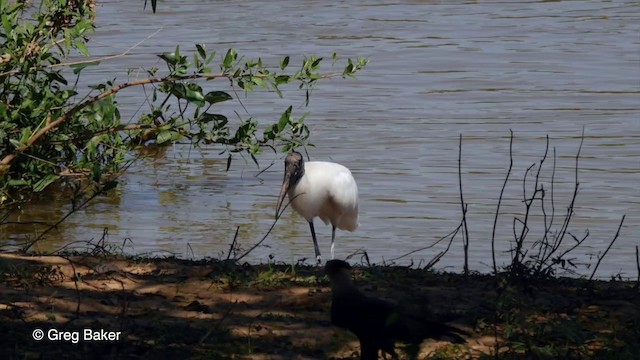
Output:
[
  {"left": 385, "top": 224, "right": 462, "bottom": 263},
  {"left": 226, "top": 226, "right": 240, "bottom": 260},
  {"left": 531, "top": 136, "right": 550, "bottom": 264},
  {"left": 535, "top": 147, "right": 557, "bottom": 274},
  {"left": 458, "top": 134, "right": 470, "bottom": 275},
  {"left": 346, "top": 249, "right": 372, "bottom": 267},
  {"left": 0, "top": 28, "right": 163, "bottom": 77},
  {"left": 511, "top": 137, "right": 549, "bottom": 275},
  {"left": 254, "top": 160, "right": 276, "bottom": 177},
  {"left": 533, "top": 131, "right": 585, "bottom": 276},
  {"left": 541, "top": 230, "right": 589, "bottom": 275},
  {"left": 588, "top": 215, "right": 626, "bottom": 282},
  {"left": 424, "top": 222, "right": 462, "bottom": 270},
  {"left": 492, "top": 130, "right": 513, "bottom": 274},
  {"left": 635, "top": 246, "right": 639, "bottom": 288},
  {"left": 236, "top": 196, "right": 298, "bottom": 261}
]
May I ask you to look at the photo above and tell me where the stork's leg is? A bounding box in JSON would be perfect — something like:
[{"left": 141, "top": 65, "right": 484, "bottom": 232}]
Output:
[
  {"left": 331, "top": 225, "right": 336, "bottom": 259},
  {"left": 309, "top": 221, "right": 322, "bottom": 264}
]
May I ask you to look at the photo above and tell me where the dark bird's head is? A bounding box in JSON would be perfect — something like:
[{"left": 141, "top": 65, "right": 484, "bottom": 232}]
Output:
[
  {"left": 275, "top": 151, "right": 304, "bottom": 218},
  {"left": 324, "top": 259, "right": 355, "bottom": 293}
]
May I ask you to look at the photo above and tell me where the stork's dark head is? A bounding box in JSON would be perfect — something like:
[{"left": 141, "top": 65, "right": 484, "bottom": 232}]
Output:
[{"left": 275, "top": 151, "right": 305, "bottom": 218}]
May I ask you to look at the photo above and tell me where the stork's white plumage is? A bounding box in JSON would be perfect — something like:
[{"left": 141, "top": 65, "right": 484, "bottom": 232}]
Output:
[{"left": 276, "top": 152, "right": 359, "bottom": 264}]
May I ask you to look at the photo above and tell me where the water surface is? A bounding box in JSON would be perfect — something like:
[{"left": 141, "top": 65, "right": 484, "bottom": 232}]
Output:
[{"left": 3, "top": 1, "right": 639, "bottom": 279}]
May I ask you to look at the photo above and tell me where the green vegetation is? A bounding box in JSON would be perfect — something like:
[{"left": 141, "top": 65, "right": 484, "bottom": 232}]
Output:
[{"left": 0, "top": 0, "right": 367, "bottom": 231}]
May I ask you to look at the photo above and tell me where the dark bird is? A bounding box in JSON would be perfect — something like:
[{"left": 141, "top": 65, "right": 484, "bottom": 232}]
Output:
[
  {"left": 276, "top": 152, "right": 359, "bottom": 264},
  {"left": 325, "top": 260, "right": 468, "bottom": 360}
]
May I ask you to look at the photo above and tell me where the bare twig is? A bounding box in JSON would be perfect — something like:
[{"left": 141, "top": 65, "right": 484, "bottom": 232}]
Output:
[
  {"left": 541, "top": 230, "right": 589, "bottom": 275},
  {"left": 346, "top": 249, "right": 372, "bottom": 267},
  {"left": 492, "top": 130, "right": 513, "bottom": 274},
  {"left": 236, "top": 196, "right": 298, "bottom": 261},
  {"left": 458, "top": 134, "right": 470, "bottom": 275},
  {"left": 636, "top": 245, "right": 640, "bottom": 288},
  {"left": 535, "top": 146, "right": 557, "bottom": 274},
  {"left": 589, "top": 215, "right": 626, "bottom": 281},
  {"left": 254, "top": 160, "right": 277, "bottom": 178},
  {"left": 511, "top": 137, "right": 548, "bottom": 276},
  {"left": 550, "top": 129, "right": 584, "bottom": 260},
  {"left": 424, "top": 223, "right": 461, "bottom": 270},
  {"left": 226, "top": 226, "right": 240, "bottom": 260},
  {"left": 0, "top": 28, "right": 164, "bottom": 77},
  {"left": 385, "top": 224, "right": 462, "bottom": 263}
]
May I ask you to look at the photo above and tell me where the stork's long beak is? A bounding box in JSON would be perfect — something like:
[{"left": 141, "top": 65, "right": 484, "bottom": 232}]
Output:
[{"left": 275, "top": 172, "right": 291, "bottom": 218}]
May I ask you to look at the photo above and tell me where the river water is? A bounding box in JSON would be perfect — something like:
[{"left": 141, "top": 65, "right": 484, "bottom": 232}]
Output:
[{"left": 3, "top": 1, "right": 639, "bottom": 279}]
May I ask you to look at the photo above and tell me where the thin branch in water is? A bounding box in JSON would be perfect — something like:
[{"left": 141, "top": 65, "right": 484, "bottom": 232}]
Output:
[
  {"left": 236, "top": 195, "right": 299, "bottom": 261},
  {"left": 458, "top": 134, "right": 470, "bottom": 275},
  {"left": 636, "top": 245, "right": 640, "bottom": 288},
  {"left": 385, "top": 224, "right": 462, "bottom": 263},
  {"left": 346, "top": 249, "right": 371, "bottom": 267},
  {"left": 424, "top": 223, "right": 461, "bottom": 270},
  {"left": 226, "top": 226, "right": 240, "bottom": 260},
  {"left": 254, "top": 160, "right": 277, "bottom": 178},
  {"left": 492, "top": 129, "right": 513, "bottom": 274},
  {"left": 589, "top": 215, "right": 626, "bottom": 282},
  {"left": 589, "top": 214, "right": 627, "bottom": 281},
  {"left": 550, "top": 129, "right": 584, "bottom": 264},
  {"left": 541, "top": 230, "right": 589, "bottom": 276}
]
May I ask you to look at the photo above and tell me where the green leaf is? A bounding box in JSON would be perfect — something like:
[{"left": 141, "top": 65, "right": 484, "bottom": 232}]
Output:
[
  {"left": 185, "top": 89, "right": 205, "bottom": 106},
  {"left": 19, "top": 127, "right": 32, "bottom": 144},
  {"left": 2, "top": 12, "right": 12, "bottom": 36},
  {"left": 91, "top": 164, "right": 102, "bottom": 183},
  {"left": 253, "top": 77, "right": 267, "bottom": 88},
  {"left": 75, "top": 40, "right": 90, "bottom": 57},
  {"left": 196, "top": 44, "right": 206, "bottom": 59},
  {"left": 157, "top": 130, "right": 181, "bottom": 144},
  {"left": 275, "top": 75, "right": 291, "bottom": 85},
  {"left": 280, "top": 56, "right": 290, "bottom": 70},
  {"left": 158, "top": 52, "right": 177, "bottom": 65},
  {"left": 226, "top": 155, "right": 232, "bottom": 171},
  {"left": 200, "top": 113, "right": 228, "bottom": 125},
  {"left": 33, "top": 175, "right": 60, "bottom": 192},
  {"left": 71, "top": 61, "right": 99, "bottom": 74},
  {"left": 205, "top": 91, "right": 232, "bottom": 104},
  {"left": 278, "top": 106, "right": 292, "bottom": 132},
  {"left": 223, "top": 48, "right": 237, "bottom": 69},
  {"left": 169, "top": 83, "right": 187, "bottom": 98},
  {"left": 7, "top": 179, "right": 30, "bottom": 187}
]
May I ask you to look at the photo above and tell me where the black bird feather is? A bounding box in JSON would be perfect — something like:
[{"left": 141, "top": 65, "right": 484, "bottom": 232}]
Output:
[{"left": 325, "top": 260, "right": 468, "bottom": 360}]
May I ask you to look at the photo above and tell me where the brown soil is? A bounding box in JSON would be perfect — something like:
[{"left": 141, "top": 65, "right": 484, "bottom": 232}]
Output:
[{"left": 1, "top": 253, "right": 638, "bottom": 359}]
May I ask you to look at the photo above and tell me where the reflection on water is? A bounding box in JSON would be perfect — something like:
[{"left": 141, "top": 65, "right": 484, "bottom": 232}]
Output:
[{"left": 1, "top": 1, "right": 638, "bottom": 279}]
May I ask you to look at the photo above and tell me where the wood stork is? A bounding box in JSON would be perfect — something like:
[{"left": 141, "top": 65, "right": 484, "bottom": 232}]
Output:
[
  {"left": 324, "top": 260, "right": 469, "bottom": 360},
  {"left": 275, "top": 151, "right": 359, "bottom": 264}
]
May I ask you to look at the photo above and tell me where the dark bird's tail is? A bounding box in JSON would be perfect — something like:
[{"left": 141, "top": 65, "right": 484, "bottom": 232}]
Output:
[
  {"left": 401, "top": 315, "right": 469, "bottom": 344},
  {"left": 421, "top": 320, "right": 468, "bottom": 343}
]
